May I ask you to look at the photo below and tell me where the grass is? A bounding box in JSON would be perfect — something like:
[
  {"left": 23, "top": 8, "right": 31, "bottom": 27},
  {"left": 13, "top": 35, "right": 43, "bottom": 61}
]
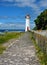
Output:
[
  {"left": 30, "top": 33, "right": 47, "bottom": 65},
  {"left": 0, "top": 45, "right": 6, "bottom": 54},
  {"left": 0, "top": 32, "right": 24, "bottom": 54}
]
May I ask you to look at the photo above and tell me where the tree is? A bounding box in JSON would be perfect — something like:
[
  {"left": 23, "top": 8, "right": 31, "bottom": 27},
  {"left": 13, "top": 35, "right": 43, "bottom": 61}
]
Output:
[{"left": 34, "top": 9, "right": 47, "bottom": 30}]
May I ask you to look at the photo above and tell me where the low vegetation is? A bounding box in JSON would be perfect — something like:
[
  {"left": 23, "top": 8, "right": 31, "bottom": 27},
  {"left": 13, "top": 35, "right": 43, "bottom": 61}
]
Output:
[
  {"left": 30, "top": 32, "right": 47, "bottom": 65},
  {"left": 0, "top": 45, "right": 6, "bottom": 54},
  {"left": 0, "top": 32, "right": 24, "bottom": 54}
]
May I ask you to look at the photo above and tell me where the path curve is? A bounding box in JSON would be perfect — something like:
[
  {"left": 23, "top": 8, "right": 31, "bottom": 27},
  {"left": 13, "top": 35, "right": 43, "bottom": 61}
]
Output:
[{"left": 0, "top": 32, "right": 40, "bottom": 65}]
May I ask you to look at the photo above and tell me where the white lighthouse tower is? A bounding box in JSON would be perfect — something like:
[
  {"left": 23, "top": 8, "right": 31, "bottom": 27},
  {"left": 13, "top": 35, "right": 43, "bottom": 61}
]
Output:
[{"left": 25, "top": 15, "right": 30, "bottom": 32}]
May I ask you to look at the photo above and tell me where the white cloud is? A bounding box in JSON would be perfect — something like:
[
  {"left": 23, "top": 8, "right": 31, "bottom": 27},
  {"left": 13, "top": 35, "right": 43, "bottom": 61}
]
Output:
[
  {"left": 0, "top": 0, "right": 47, "bottom": 29},
  {"left": 1, "top": 0, "right": 40, "bottom": 14},
  {"left": 39, "top": 0, "right": 47, "bottom": 7},
  {"left": 0, "top": 0, "right": 47, "bottom": 21},
  {"left": 30, "top": 23, "right": 35, "bottom": 29},
  {"left": 1, "top": 0, "right": 47, "bottom": 9},
  {"left": 0, "top": 23, "right": 25, "bottom": 29},
  {"left": 0, "top": 22, "right": 3, "bottom": 25},
  {"left": 3, "top": 0, "right": 13, "bottom": 2},
  {"left": 3, "top": 0, "right": 36, "bottom": 3},
  {"left": 1, "top": 0, "right": 37, "bottom": 8}
]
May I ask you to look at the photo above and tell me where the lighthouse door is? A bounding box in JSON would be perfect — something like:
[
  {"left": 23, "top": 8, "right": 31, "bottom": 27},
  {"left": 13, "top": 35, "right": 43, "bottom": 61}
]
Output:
[{"left": 27, "top": 27, "right": 29, "bottom": 31}]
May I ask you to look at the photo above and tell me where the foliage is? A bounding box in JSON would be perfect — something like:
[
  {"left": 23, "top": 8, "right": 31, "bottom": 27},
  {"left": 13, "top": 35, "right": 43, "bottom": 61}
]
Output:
[
  {"left": 34, "top": 9, "right": 47, "bottom": 30},
  {"left": 0, "top": 32, "right": 22, "bottom": 44},
  {"left": 0, "top": 45, "right": 6, "bottom": 54}
]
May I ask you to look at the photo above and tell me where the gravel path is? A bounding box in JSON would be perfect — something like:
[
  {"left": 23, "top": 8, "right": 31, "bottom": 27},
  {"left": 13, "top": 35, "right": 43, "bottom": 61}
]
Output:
[{"left": 0, "top": 32, "right": 40, "bottom": 65}]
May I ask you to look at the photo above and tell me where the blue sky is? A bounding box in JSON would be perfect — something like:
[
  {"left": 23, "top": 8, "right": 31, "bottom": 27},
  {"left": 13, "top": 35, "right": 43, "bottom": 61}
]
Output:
[{"left": 0, "top": 0, "right": 47, "bottom": 29}]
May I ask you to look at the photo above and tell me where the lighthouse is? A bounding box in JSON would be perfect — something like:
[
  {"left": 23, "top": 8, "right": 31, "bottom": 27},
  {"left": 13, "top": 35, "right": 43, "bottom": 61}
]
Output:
[{"left": 25, "top": 15, "right": 30, "bottom": 32}]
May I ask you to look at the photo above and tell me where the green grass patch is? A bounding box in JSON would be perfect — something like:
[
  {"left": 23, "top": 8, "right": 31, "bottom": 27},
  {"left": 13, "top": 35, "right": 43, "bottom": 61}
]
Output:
[
  {"left": 0, "top": 32, "right": 23, "bottom": 44},
  {"left": 0, "top": 45, "right": 6, "bottom": 54},
  {"left": 0, "top": 32, "right": 24, "bottom": 54}
]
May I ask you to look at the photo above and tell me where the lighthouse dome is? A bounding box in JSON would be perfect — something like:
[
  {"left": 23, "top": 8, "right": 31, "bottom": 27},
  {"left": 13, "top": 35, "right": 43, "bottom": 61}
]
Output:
[{"left": 25, "top": 15, "right": 30, "bottom": 19}]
